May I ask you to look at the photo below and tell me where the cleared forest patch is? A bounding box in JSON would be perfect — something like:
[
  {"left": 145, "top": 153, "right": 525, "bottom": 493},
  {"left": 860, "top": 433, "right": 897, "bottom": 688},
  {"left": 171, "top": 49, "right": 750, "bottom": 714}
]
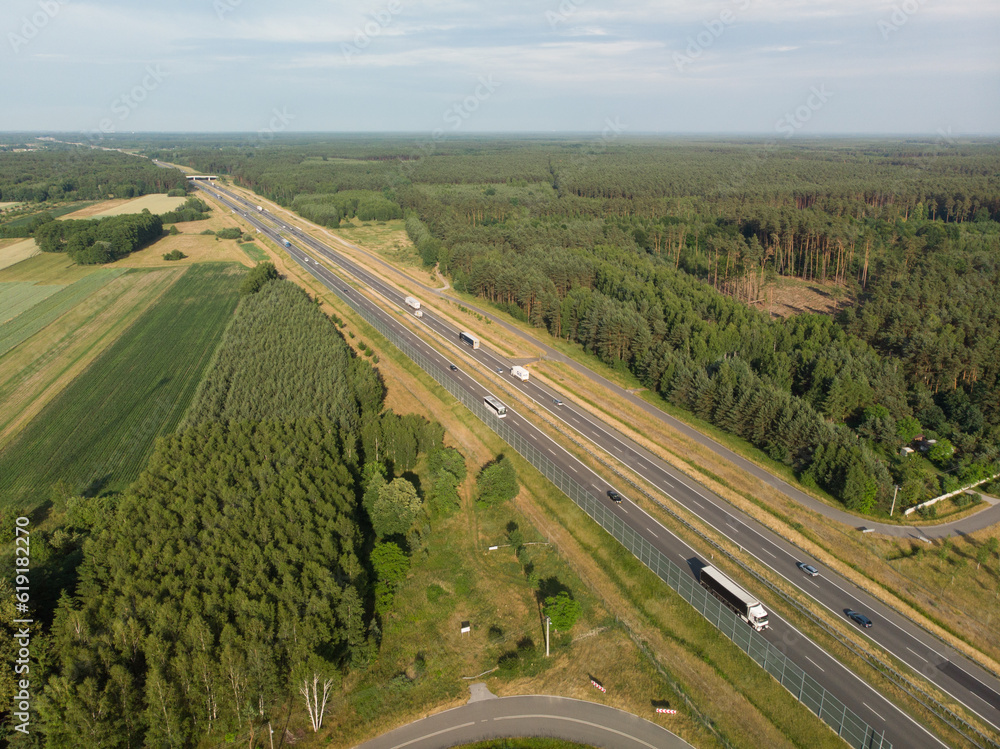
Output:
[{"left": 765, "top": 276, "right": 853, "bottom": 319}]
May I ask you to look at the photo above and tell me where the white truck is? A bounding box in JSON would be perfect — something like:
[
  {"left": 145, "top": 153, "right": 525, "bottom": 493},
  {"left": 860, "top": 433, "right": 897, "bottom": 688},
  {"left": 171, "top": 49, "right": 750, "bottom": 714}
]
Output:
[
  {"left": 510, "top": 365, "right": 530, "bottom": 381},
  {"left": 699, "top": 566, "right": 769, "bottom": 631},
  {"left": 256, "top": 205, "right": 263, "bottom": 212},
  {"left": 404, "top": 296, "right": 423, "bottom": 317}
]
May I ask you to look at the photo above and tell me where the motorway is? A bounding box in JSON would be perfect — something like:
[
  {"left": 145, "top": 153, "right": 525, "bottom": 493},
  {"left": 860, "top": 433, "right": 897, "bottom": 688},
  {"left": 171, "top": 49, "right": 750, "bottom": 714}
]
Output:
[{"left": 197, "top": 181, "right": 1000, "bottom": 748}]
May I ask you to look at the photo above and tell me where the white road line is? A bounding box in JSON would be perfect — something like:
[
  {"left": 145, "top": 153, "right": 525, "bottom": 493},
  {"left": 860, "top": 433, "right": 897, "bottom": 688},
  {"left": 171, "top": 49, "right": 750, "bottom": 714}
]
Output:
[
  {"left": 804, "top": 655, "right": 825, "bottom": 673},
  {"left": 863, "top": 702, "right": 886, "bottom": 722},
  {"left": 688, "top": 499, "right": 703, "bottom": 509},
  {"left": 547, "top": 448, "right": 556, "bottom": 456},
  {"left": 906, "top": 646, "right": 928, "bottom": 663},
  {"left": 569, "top": 465, "right": 577, "bottom": 472},
  {"left": 494, "top": 715, "right": 658, "bottom": 749},
  {"left": 761, "top": 547, "right": 777, "bottom": 560},
  {"left": 648, "top": 530, "right": 657, "bottom": 538},
  {"left": 389, "top": 721, "right": 476, "bottom": 749}
]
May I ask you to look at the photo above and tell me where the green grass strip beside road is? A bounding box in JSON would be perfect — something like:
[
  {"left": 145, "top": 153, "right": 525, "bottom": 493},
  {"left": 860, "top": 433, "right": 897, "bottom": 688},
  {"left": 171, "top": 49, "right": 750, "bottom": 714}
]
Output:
[{"left": 239, "top": 242, "right": 269, "bottom": 262}]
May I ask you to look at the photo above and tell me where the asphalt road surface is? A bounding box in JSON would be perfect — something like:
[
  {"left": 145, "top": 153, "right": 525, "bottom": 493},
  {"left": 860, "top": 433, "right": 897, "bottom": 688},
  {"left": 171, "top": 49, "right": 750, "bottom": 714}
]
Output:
[{"left": 352, "top": 688, "right": 694, "bottom": 749}]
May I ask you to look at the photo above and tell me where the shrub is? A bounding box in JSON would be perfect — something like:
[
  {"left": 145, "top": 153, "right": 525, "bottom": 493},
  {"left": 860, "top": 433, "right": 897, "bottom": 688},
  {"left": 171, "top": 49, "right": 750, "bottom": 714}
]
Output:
[{"left": 162, "top": 249, "right": 186, "bottom": 261}]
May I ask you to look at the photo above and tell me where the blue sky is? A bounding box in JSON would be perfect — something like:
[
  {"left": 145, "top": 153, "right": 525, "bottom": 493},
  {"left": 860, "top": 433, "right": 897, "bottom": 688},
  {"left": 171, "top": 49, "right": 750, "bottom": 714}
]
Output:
[{"left": 2, "top": 0, "right": 998, "bottom": 135}]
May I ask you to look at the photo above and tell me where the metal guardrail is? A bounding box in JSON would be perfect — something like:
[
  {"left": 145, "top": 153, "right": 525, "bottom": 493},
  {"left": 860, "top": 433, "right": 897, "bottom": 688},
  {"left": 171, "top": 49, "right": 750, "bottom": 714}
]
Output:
[{"left": 308, "top": 265, "right": 891, "bottom": 749}]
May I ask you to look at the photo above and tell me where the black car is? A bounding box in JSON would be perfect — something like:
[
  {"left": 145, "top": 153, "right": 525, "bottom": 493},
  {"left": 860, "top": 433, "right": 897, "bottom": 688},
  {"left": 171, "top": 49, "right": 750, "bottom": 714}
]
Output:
[
  {"left": 846, "top": 610, "right": 872, "bottom": 628},
  {"left": 607, "top": 490, "right": 622, "bottom": 504},
  {"left": 449, "top": 364, "right": 458, "bottom": 371}
]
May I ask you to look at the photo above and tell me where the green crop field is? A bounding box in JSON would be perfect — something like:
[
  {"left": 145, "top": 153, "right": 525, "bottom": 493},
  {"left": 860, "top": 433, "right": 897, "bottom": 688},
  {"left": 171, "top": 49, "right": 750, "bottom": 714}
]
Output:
[
  {"left": 0, "top": 282, "right": 62, "bottom": 323},
  {"left": 0, "top": 263, "right": 244, "bottom": 510},
  {"left": 0, "top": 269, "right": 125, "bottom": 357},
  {"left": 239, "top": 242, "right": 269, "bottom": 262},
  {"left": 1, "top": 201, "right": 100, "bottom": 227},
  {"left": 0, "top": 251, "right": 102, "bottom": 285}
]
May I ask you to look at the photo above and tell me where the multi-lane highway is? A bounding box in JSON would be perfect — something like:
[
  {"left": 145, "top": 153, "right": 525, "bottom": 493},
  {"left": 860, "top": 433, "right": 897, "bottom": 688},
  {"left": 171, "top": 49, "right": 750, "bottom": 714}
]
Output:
[{"left": 196, "top": 181, "right": 1000, "bottom": 748}]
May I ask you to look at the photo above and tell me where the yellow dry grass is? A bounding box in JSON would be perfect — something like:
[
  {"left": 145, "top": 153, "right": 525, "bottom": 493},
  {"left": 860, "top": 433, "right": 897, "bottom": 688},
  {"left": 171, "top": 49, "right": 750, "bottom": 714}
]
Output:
[
  {"left": 0, "top": 239, "right": 40, "bottom": 271},
  {"left": 0, "top": 269, "right": 183, "bottom": 448},
  {"left": 110, "top": 233, "right": 252, "bottom": 269},
  {"left": 60, "top": 194, "right": 187, "bottom": 219}
]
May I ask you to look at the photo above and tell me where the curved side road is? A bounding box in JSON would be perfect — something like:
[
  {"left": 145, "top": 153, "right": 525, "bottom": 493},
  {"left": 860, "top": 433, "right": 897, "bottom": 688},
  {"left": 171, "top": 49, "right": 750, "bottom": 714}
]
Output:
[{"left": 352, "top": 687, "right": 694, "bottom": 749}]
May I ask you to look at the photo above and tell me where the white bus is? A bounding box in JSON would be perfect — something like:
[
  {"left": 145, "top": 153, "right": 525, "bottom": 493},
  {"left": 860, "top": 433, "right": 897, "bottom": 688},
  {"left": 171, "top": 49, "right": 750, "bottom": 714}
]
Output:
[
  {"left": 460, "top": 331, "right": 481, "bottom": 349},
  {"left": 484, "top": 395, "right": 507, "bottom": 417}
]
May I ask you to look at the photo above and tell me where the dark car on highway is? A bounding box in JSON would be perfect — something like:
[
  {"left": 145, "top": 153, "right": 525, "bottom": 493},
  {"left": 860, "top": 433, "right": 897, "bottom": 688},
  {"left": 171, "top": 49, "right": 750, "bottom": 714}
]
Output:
[
  {"left": 608, "top": 490, "right": 622, "bottom": 504},
  {"left": 846, "top": 610, "right": 872, "bottom": 628},
  {"left": 449, "top": 364, "right": 458, "bottom": 371}
]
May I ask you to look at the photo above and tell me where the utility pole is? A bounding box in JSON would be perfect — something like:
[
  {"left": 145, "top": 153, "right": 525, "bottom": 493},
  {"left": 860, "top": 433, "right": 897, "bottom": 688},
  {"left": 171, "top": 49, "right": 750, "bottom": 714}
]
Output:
[
  {"left": 890, "top": 484, "right": 899, "bottom": 517},
  {"left": 545, "top": 617, "right": 551, "bottom": 657}
]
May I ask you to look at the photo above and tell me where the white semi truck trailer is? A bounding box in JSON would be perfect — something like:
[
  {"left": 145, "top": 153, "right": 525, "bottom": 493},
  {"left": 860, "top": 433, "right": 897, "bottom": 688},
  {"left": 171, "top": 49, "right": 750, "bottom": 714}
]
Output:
[
  {"left": 404, "top": 296, "right": 423, "bottom": 317},
  {"left": 699, "top": 566, "right": 769, "bottom": 631},
  {"left": 510, "top": 365, "right": 529, "bottom": 381}
]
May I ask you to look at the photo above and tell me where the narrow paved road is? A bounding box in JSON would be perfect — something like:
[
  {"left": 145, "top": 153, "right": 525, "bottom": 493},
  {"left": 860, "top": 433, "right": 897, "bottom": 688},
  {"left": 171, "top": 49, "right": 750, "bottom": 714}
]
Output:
[{"left": 352, "top": 686, "right": 694, "bottom": 749}]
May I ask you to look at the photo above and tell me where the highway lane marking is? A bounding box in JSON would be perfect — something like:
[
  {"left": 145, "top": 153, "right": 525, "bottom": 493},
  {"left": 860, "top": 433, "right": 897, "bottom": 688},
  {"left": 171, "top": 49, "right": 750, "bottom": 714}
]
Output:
[
  {"left": 568, "top": 465, "right": 577, "bottom": 472},
  {"left": 688, "top": 499, "right": 703, "bottom": 509},
  {"left": 547, "top": 448, "right": 556, "bottom": 456},
  {"left": 760, "top": 547, "right": 777, "bottom": 560},
  {"left": 863, "top": 702, "right": 886, "bottom": 722},
  {"left": 648, "top": 529, "right": 657, "bottom": 537},
  {"left": 494, "top": 715, "right": 658, "bottom": 749},
  {"left": 528, "top": 432, "right": 537, "bottom": 440},
  {"left": 906, "top": 646, "right": 928, "bottom": 663},
  {"left": 388, "top": 721, "right": 476, "bottom": 748},
  {"left": 804, "top": 655, "right": 825, "bottom": 673}
]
